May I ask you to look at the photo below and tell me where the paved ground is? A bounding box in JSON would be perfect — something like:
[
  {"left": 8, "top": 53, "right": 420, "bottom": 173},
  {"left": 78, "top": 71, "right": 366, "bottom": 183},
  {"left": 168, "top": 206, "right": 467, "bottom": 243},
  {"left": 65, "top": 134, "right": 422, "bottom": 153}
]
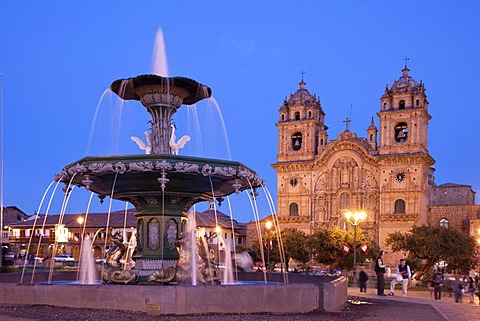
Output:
[
  {"left": 0, "top": 286, "right": 478, "bottom": 320},
  {"left": 349, "top": 285, "right": 480, "bottom": 321}
]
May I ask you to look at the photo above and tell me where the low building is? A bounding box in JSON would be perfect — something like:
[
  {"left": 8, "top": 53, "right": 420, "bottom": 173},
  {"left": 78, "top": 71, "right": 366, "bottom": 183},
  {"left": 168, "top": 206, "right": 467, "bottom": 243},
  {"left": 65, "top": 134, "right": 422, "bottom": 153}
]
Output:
[
  {"left": 7, "top": 210, "right": 136, "bottom": 261},
  {"left": 1, "top": 206, "right": 29, "bottom": 248},
  {"left": 6, "top": 203, "right": 247, "bottom": 264}
]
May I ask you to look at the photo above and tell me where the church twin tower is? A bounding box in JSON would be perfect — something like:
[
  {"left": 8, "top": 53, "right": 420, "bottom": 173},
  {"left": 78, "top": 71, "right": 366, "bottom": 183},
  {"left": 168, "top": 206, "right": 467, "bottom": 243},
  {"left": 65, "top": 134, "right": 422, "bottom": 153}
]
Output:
[{"left": 273, "top": 66, "right": 434, "bottom": 250}]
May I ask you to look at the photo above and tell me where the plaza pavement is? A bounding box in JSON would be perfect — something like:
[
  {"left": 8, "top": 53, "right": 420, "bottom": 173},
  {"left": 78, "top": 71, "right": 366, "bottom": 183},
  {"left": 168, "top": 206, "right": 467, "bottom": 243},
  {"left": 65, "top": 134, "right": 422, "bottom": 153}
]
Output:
[{"left": 349, "top": 285, "right": 480, "bottom": 321}]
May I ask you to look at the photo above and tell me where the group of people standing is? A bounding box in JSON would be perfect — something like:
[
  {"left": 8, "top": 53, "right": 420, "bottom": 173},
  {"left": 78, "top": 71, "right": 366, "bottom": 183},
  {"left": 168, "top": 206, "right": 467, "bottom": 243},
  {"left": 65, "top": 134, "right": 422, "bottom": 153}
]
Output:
[
  {"left": 371, "top": 250, "right": 411, "bottom": 297},
  {"left": 360, "top": 250, "right": 480, "bottom": 304},
  {"left": 428, "top": 271, "right": 480, "bottom": 304}
]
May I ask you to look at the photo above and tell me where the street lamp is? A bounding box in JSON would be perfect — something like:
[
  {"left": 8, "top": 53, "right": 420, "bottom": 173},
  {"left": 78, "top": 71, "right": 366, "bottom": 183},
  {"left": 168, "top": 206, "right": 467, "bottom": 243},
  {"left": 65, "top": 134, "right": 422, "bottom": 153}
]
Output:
[
  {"left": 265, "top": 221, "right": 273, "bottom": 270},
  {"left": 345, "top": 211, "right": 366, "bottom": 280}
]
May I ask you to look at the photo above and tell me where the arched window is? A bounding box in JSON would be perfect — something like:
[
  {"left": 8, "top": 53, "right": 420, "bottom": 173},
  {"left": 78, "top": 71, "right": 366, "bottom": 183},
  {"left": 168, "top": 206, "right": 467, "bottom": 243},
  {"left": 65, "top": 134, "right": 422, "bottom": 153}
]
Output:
[
  {"left": 289, "top": 203, "right": 299, "bottom": 216},
  {"left": 369, "top": 134, "right": 373, "bottom": 141},
  {"left": 383, "top": 102, "right": 387, "bottom": 110},
  {"left": 399, "top": 100, "right": 405, "bottom": 109},
  {"left": 308, "top": 111, "right": 312, "bottom": 118},
  {"left": 294, "top": 112, "right": 300, "bottom": 120},
  {"left": 339, "top": 193, "right": 350, "bottom": 211},
  {"left": 291, "top": 132, "right": 302, "bottom": 151},
  {"left": 281, "top": 114, "right": 285, "bottom": 121},
  {"left": 416, "top": 99, "right": 419, "bottom": 106},
  {"left": 439, "top": 218, "right": 449, "bottom": 228},
  {"left": 394, "top": 199, "right": 405, "bottom": 214}
]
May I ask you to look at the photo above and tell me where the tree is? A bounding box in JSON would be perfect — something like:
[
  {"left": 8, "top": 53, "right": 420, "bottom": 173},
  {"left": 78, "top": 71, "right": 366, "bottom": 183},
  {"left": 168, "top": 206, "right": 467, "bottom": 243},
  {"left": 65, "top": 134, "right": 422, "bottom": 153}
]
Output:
[
  {"left": 308, "top": 227, "right": 378, "bottom": 272},
  {"left": 385, "top": 225, "right": 478, "bottom": 280},
  {"left": 251, "top": 227, "right": 308, "bottom": 271},
  {"left": 280, "top": 228, "right": 310, "bottom": 271}
]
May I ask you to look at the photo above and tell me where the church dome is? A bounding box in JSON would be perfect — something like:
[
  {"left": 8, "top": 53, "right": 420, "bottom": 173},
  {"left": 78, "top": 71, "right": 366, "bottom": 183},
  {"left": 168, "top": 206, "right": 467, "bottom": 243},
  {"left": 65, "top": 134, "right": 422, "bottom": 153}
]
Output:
[
  {"left": 287, "top": 80, "right": 319, "bottom": 106},
  {"left": 386, "top": 67, "right": 425, "bottom": 95}
]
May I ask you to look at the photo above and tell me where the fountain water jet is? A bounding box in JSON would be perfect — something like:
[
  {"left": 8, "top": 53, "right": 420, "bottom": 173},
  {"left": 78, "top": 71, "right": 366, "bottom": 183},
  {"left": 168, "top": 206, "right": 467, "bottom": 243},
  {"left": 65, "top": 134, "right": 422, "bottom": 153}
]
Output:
[{"left": 78, "top": 235, "right": 96, "bottom": 284}]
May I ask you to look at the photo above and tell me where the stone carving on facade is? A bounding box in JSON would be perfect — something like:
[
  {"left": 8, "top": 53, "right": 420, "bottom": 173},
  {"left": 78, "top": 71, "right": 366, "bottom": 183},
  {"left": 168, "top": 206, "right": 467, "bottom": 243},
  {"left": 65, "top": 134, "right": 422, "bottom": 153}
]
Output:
[
  {"left": 314, "top": 172, "right": 328, "bottom": 194},
  {"left": 365, "top": 171, "right": 378, "bottom": 190}
]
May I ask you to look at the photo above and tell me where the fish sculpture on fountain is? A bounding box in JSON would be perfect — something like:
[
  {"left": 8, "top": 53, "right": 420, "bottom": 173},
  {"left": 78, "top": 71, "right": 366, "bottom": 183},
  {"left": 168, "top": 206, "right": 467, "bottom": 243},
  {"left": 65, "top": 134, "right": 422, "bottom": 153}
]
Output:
[
  {"left": 55, "top": 74, "right": 264, "bottom": 284},
  {"left": 102, "top": 231, "right": 137, "bottom": 284}
]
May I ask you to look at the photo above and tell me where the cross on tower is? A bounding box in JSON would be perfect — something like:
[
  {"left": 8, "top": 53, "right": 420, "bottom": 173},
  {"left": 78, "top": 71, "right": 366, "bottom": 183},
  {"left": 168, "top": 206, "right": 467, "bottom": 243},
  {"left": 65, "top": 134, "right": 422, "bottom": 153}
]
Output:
[
  {"left": 403, "top": 55, "right": 410, "bottom": 68},
  {"left": 343, "top": 117, "right": 351, "bottom": 131},
  {"left": 299, "top": 70, "right": 306, "bottom": 81}
]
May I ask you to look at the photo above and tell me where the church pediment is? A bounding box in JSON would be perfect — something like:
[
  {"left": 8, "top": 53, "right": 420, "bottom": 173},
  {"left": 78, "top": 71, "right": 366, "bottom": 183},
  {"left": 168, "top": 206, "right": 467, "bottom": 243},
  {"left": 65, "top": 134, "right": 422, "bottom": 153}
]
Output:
[{"left": 316, "top": 139, "right": 377, "bottom": 167}]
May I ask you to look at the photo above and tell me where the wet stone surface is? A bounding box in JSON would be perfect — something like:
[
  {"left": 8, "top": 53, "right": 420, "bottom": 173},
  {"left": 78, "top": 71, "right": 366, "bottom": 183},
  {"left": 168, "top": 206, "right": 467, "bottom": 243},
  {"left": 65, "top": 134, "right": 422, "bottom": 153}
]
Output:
[{"left": 0, "top": 296, "right": 442, "bottom": 321}]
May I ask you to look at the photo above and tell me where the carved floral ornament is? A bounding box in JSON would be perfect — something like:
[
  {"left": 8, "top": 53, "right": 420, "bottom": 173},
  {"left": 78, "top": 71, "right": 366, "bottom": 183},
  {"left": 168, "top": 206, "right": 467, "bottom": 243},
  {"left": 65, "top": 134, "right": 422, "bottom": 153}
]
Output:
[{"left": 55, "top": 160, "right": 264, "bottom": 187}]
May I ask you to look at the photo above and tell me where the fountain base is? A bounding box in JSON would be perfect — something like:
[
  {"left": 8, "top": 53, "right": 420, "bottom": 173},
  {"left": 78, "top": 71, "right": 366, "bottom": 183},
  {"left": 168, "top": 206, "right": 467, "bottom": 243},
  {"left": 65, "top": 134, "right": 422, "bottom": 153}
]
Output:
[{"left": 0, "top": 273, "right": 347, "bottom": 314}]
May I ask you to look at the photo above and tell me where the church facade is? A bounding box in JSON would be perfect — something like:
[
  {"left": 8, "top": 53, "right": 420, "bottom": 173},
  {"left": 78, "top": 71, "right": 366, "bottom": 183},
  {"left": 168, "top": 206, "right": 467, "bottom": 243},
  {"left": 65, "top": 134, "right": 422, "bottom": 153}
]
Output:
[{"left": 269, "top": 66, "right": 480, "bottom": 265}]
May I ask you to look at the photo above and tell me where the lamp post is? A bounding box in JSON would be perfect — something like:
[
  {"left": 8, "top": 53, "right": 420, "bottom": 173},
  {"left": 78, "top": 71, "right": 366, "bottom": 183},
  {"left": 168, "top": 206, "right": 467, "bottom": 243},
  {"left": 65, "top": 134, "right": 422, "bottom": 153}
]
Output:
[
  {"left": 265, "top": 221, "right": 272, "bottom": 270},
  {"left": 345, "top": 211, "right": 366, "bottom": 281}
]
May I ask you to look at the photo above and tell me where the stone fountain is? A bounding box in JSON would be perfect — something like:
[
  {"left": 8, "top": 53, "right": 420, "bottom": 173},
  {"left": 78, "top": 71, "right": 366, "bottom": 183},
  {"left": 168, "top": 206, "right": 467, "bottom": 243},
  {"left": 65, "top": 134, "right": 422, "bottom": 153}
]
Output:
[
  {"left": 54, "top": 74, "right": 264, "bottom": 284},
  {"left": 0, "top": 74, "right": 347, "bottom": 315}
]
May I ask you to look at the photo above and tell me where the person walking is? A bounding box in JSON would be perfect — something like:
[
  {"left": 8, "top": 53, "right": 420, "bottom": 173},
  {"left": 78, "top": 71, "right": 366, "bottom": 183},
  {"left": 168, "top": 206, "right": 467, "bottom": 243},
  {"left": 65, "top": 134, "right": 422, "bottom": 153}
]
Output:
[
  {"left": 433, "top": 269, "right": 444, "bottom": 300},
  {"left": 374, "top": 250, "right": 387, "bottom": 296},
  {"left": 388, "top": 258, "right": 411, "bottom": 297},
  {"left": 358, "top": 267, "right": 369, "bottom": 293},
  {"left": 454, "top": 280, "right": 464, "bottom": 303}
]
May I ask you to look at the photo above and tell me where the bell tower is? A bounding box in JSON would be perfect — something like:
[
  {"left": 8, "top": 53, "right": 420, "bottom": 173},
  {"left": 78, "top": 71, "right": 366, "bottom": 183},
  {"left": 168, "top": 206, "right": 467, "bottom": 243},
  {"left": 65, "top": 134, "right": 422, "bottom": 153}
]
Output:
[
  {"left": 377, "top": 66, "right": 430, "bottom": 155},
  {"left": 376, "top": 63, "right": 435, "bottom": 250},
  {"left": 276, "top": 78, "right": 327, "bottom": 162}
]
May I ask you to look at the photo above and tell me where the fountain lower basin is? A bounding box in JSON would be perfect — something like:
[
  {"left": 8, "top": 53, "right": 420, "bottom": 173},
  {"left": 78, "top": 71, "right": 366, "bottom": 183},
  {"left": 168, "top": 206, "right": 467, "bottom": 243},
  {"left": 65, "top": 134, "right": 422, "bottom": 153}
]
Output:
[{"left": 0, "top": 273, "right": 347, "bottom": 314}]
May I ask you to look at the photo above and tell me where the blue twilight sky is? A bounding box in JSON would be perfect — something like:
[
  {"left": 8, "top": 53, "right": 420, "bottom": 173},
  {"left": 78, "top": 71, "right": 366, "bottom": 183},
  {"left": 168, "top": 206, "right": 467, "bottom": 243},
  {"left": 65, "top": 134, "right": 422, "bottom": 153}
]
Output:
[{"left": 1, "top": 1, "right": 479, "bottom": 223}]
